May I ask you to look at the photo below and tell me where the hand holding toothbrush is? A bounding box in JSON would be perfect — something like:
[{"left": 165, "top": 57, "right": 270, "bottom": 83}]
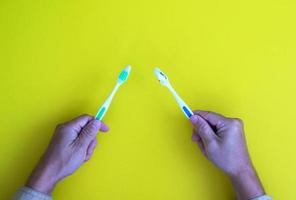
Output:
[
  {"left": 190, "top": 111, "right": 266, "bottom": 200},
  {"left": 154, "top": 68, "right": 267, "bottom": 200},
  {"left": 26, "top": 115, "right": 109, "bottom": 194},
  {"left": 23, "top": 65, "right": 131, "bottom": 195},
  {"left": 14, "top": 65, "right": 270, "bottom": 200}
]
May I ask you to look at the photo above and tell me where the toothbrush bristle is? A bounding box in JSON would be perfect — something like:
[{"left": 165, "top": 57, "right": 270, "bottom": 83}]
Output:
[
  {"left": 159, "top": 71, "right": 166, "bottom": 78},
  {"left": 118, "top": 65, "right": 131, "bottom": 82},
  {"left": 119, "top": 71, "right": 128, "bottom": 81},
  {"left": 154, "top": 67, "right": 169, "bottom": 85}
]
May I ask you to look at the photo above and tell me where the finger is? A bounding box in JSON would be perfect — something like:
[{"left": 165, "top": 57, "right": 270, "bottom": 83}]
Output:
[
  {"left": 197, "top": 141, "right": 206, "bottom": 155},
  {"left": 194, "top": 110, "right": 228, "bottom": 128},
  {"left": 192, "top": 132, "right": 201, "bottom": 142},
  {"left": 190, "top": 115, "right": 217, "bottom": 145},
  {"left": 99, "top": 122, "right": 109, "bottom": 132},
  {"left": 78, "top": 119, "right": 101, "bottom": 148},
  {"left": 192, "top": 133, "right": 206, "bottom": 155},
  {"left": 65, "top": 114, "right": 94, "bottom": 132},
  {"left": 85, "top": 139, "right": 97, "bottom": 161}
]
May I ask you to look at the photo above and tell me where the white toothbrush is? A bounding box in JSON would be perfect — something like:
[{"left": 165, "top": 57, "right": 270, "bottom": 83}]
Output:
[
  {"left": 154, "top": 67, "right": 193, "bottom": 119},
  {"left": 95, "top": 65, "right": 131, "bottom": 120}
]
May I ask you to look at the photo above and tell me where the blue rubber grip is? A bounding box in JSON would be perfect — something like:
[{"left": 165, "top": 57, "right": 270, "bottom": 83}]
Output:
[{"left": 182, "top": 106, "right": 192, "bottom": 118}]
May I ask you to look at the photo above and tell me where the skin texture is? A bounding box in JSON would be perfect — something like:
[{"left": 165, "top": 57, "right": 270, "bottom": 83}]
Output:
[
  {"left": 26, "top": 115, "right": 109, "bottom": 194},
  {"left": 25, "top": 111, "right": 266, "bottom": 199},
  {"left": 190, "top": 111, "right": 265, "bottom": 200}
]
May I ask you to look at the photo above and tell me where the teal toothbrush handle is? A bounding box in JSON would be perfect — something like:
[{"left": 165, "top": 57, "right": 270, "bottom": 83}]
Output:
[{"left": 95, "top": 107, "right": 106, "bottom": 120}]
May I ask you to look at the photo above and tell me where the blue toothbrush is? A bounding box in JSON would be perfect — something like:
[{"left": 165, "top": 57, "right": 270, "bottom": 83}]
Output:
[{"left": 95, "top": 65, "right": 131, "bottom": 120}]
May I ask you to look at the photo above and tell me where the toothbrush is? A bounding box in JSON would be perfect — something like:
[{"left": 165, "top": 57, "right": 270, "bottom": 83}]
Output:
[
  {"left": 95, "top": 65, "right": 131, "bottom": 120},
  {"left": 154, "top": 67, "right": 193, "bottom": 119}
]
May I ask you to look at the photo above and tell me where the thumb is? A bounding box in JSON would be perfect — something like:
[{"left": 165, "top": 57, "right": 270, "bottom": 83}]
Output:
[
  {"left": 78, "top": 119, "right": 101, "bottom": 148},
  {"left": 190, "top": 115, "right": 217, "bottom": 145}
]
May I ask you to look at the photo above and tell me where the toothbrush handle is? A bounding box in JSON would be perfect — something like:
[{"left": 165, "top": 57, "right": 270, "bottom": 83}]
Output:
[
  {"left": 95, "top": 83, "right": 120, "bottom": 120},
  {"left": 95, "top": 106, "right": 106, "bottom": 120},
  {"left": 168, "top": 85, "right": 193, "bottom": 119},
  {"left": 177, "top": 99, "right": 193, "bottom": 118},
  {"left": 95, "top": 96, "right": 112, "bottom": 120},
  {"left": 181, "top": 105, "right": 193, "bottom": 118}
]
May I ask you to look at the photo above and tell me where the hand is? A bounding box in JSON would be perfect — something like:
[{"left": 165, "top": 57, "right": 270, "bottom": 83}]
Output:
[
  {"left": 26, "top": 115, "right": 109, "bottom": 194},
  {"left": 190, "top": 110, "right": 265, "bottom": 200}
]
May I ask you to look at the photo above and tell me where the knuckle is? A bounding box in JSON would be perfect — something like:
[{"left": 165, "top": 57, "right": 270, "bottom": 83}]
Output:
[
  {"left": 216, "top": 119, "right": 224, "bottom": 127},
  {"left": 231, "top": 118, "right": 243, "bottom": 127},
  {"left": 82, "top": 126, "right": 97, "bottom": 138},
  {"left": 198, "top": 123, "right": 208, "bottom": 132},
  {"left": 81, "top": 114, "right": 92, "bottom": 118},
  {"left": 55, "top": 123, "right": 65, "bottom": 131},
  {"left": 82, "top": 129, "right": 92, "bottom": 138},
  {"left": 89, "top": 123, "right": 99, "bottom": 132},
  {"left": 75, "top": 139, "right": 85, "bottom": 149},
  {"left": 193, "top": 110, "right": 203, "bottom": 115},
  {"left": 207, "top": 141, "right": 218, "bottom": 153},
  {"left": 203, "top": 111, "right": 212, "bottom": 118}
]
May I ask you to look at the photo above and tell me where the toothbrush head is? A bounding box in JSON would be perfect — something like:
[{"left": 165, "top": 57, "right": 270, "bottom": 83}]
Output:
[
  {"left": 118, "top": 65, "right": 131, "bottom": 84},
  {"left": 154, "top": 67, "right": 170, "bottom": 86}
]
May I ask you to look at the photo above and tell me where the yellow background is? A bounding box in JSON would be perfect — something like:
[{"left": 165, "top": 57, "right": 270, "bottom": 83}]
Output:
[{"left": 0, "top": 0, "right": 295, "bottom": 199}]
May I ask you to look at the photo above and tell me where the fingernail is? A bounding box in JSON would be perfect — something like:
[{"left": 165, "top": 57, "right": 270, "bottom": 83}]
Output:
[{"left": 190, "top": 115, "right": 199, "bottom": 124}]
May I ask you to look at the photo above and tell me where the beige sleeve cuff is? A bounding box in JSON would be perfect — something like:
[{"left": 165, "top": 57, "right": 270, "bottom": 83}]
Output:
[
  {"left": 13, "top": 187, "right": 52, "bottom": 200},
  {"left": 251, "top": 195, "right": 272, "bottom": 200}
]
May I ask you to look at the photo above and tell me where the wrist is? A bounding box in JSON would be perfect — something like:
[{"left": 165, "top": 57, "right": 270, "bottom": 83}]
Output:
[
  {"left": 229, "top": 166, "right": 265, "bottom": 200},
  {"left": 26, "top": 161, "right": 60, "bottom": 194}
]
